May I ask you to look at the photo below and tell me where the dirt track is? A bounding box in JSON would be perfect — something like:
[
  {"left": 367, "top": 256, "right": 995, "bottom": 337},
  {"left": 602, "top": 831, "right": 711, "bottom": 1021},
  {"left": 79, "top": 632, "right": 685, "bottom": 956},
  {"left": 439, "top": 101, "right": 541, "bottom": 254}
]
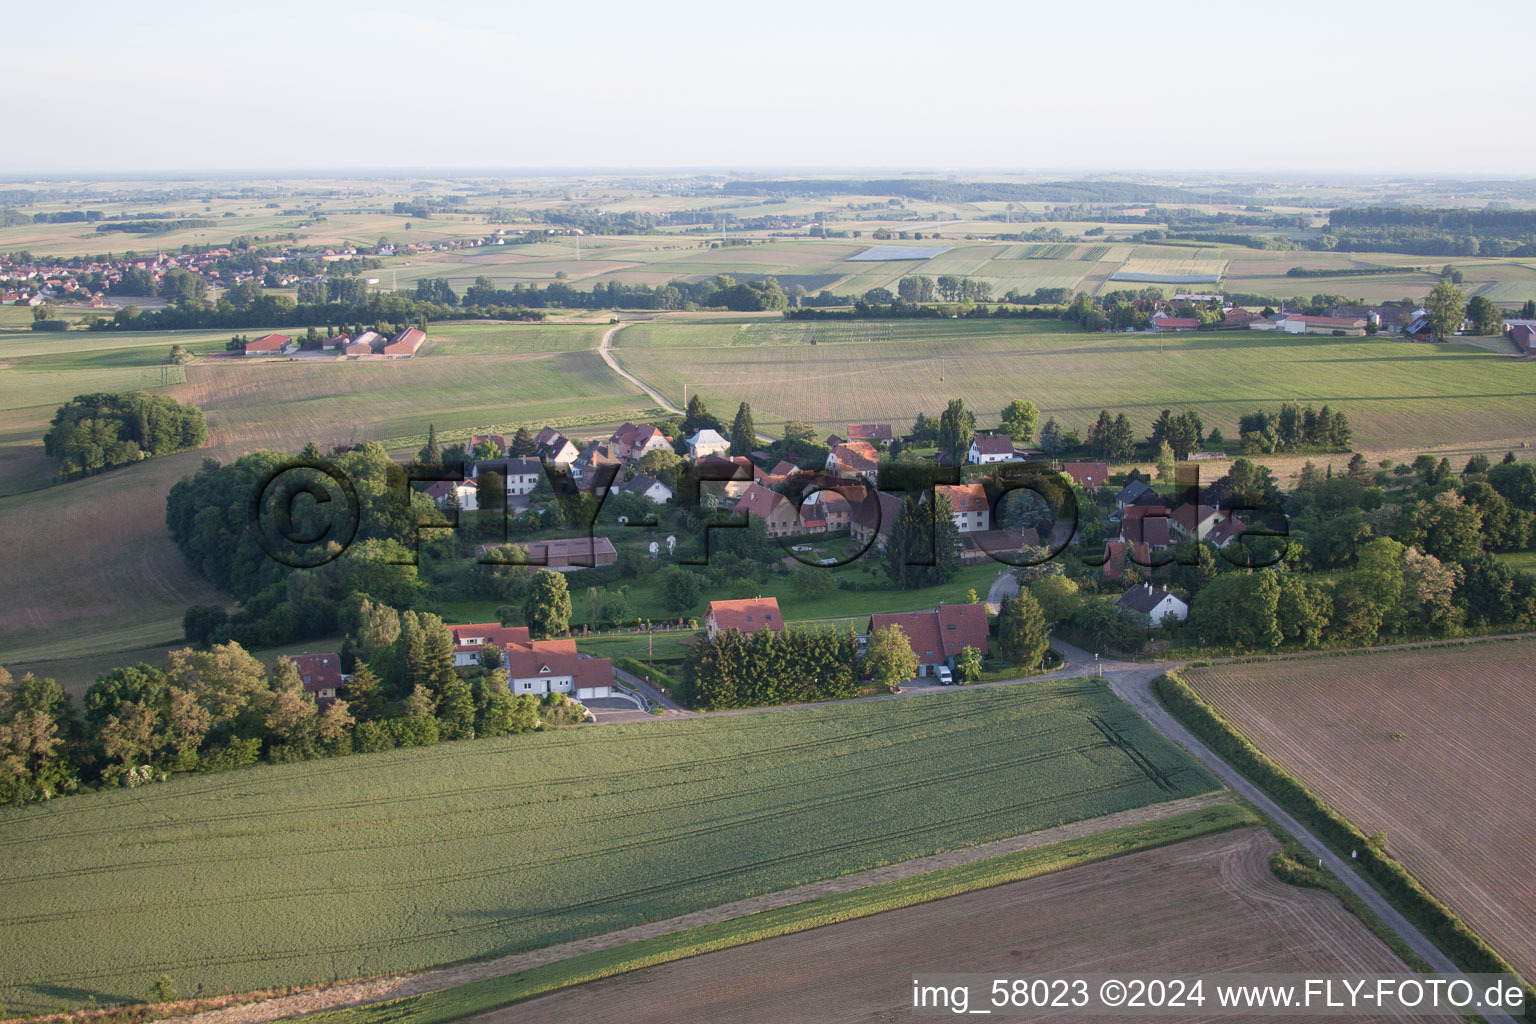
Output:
[{"left": 482, "top": 827, "right": 1445, "bottom": 1024}]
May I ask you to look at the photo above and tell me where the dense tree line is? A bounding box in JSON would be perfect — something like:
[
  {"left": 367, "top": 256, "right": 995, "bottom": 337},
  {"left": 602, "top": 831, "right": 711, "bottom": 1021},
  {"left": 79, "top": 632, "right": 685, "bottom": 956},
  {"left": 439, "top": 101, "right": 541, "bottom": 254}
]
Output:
[
  {"left": 44, "top": 392, "right": 206, "bottom": 479},
  {"left": 1237, "top": 404, "right": 1351, "bottom": 454},
  {"left": 0, "top": 601, "right": 581, "bottom": 805},
  {"left": 681, "top": 627, "right": 860, "bottom": 709},
  {"left": 1323, "top": 206, "right": 1536, "bottom": 257},
  {"left": 86, "top": 290, "right": 542, "bottom": 333}
]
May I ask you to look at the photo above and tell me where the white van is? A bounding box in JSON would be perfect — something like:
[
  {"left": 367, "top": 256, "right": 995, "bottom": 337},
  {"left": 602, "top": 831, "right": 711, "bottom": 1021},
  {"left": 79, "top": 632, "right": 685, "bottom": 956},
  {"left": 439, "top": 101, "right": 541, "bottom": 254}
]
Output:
[{"left": 935, "top": 666, "right": 954, "bottom": 686}]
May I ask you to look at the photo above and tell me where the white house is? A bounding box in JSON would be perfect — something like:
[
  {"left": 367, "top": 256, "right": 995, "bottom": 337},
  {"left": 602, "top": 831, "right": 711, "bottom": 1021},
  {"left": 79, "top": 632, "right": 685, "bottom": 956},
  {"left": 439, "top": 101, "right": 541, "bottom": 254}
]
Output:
[
  {"left": 1116, "top": 583, "right": 1189, "bottom": 627},
  {"left": 503, "top": 639, "right": 613, "bottom": 699},
  {"left": 623, "top": 473, "right": 673, "bottom": 505},
  {"left": 686, "top": 429, "right": 731, "bottom": 460},
  {"left": 968, "top": 434, "right": 1019, "bottom": 464},
  {"left": 453, "top": 480, "right": 479, "bottom": 512},
  {"left": 471, "top": 458, "right": 542, "bottom": 497},
  {"left": 934, "top": 483, "right": 990, "bottom": 532}
]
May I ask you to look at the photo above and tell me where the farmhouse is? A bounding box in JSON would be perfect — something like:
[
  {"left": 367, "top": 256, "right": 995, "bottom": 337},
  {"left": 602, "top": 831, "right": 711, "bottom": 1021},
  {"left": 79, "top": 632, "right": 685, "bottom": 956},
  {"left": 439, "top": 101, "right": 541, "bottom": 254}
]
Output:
[
  {"left": 968, "top": 433, "right": 1019, "bottom": 464},
  {"left": 622, "top": 473, "right": 673, "bottom": 505},
  {"left": 1151, "top": 315, "right": 1199, "bottom": 331},
  {"left": 382, "top": 327, "right": 426, "bottom": 357},
  {"left": 527, "top": 536, "right": 618, "bottom": 569},
  {"left": 706, "top": 597, "right": 783, "bottom": 639},
  {"left": 1116, "top": 583, "right": 1189, "bottom": 626},
  {"left": 685, "top": 429, "right": 730, "bottom": 460},
  {"left": 1115, "top": 478, "right": 1155, "bottom": 508},
  {"left": 849, "top": 488, "right": 903, "bottom": 551},
  {"left": 609, "top": 422, "right": 672, "bottom": 462},
  {"left": 503, "top": 637, "right": 613, "bottom": 699},
  {"left": 1509, "top": 324, "right": 1536, "bottom": 354},
  {"left": 846, "top": 423, "right": 894, "bottom": 443},
  {"left": 825, "top": 441, "right": 880, "bottom": 481},
  {"left": 934, "top": 482, "right": 990, "bottom": 532},
  {"left": 449, "top": 622, "right": 532, "bottom": 667},
  {"left": 288, "top": 652, "right": 347, "bottom": 708},
  {"left": 244, "top": 333, "right": 293, "bottom": 356},
  {"left": 734, "top": 481, "right": 801, "bottom": 537},
  {"left": 1062, "top": 461, "right": 1110, "bottom": 491},
  {"left": 867, "top": 603, "right": 988, "bottom": 677},
  {"left": 321, "top": 333, "right": 346, "bottom": 351}
]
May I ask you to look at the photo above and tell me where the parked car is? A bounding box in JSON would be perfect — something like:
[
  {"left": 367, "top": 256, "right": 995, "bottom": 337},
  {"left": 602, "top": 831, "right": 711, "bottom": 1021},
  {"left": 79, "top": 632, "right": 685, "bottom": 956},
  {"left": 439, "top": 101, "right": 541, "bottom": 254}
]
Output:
[{"left": 935, "top": 666, "right": 954, "bottom": 685}]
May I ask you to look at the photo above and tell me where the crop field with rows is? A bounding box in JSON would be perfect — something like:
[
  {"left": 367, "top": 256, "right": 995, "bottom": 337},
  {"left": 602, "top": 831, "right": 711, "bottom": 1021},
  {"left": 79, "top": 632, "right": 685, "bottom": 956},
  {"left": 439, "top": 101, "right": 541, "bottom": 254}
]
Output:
[
  {"left": 0, "top": 680, "right": 1214, "bottom": 1015},
  {"left": 1184, "top": 641, "right": 1536, "bottom": 977}
]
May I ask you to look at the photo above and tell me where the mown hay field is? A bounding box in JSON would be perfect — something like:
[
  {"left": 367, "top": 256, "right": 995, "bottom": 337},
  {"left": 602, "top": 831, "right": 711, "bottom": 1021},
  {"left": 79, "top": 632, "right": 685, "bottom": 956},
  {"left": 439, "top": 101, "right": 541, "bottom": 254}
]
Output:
[
  {"left": 0, "top": 680, "right": 1215, "bottom": 1015},
  {"left": 1183, "top": 641, "right": 1536, "bottom": 978},
  {"left": 610, "top": 319, "right": 1536, "bottom": 450}
]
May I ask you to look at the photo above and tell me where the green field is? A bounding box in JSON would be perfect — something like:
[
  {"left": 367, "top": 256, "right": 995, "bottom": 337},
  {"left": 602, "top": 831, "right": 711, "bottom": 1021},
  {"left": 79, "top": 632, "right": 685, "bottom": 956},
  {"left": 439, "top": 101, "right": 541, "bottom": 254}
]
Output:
[
  {"left": 610, "top": 319, "right": 1536, "bottom": 450},
  {"left": 0, "top": 680, "right": 1215, "bottom": 1015}
]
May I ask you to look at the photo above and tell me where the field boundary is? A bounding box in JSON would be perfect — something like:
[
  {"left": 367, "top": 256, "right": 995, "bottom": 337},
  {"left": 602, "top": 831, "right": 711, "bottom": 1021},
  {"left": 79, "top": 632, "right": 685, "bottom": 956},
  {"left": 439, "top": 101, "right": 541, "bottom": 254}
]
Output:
[
  {"left": 234, "top": 802, "right": 1257, "bottom": 1024},
  {"left": 1154, "top": 670, "right": 1534, "bottom": 1016}
]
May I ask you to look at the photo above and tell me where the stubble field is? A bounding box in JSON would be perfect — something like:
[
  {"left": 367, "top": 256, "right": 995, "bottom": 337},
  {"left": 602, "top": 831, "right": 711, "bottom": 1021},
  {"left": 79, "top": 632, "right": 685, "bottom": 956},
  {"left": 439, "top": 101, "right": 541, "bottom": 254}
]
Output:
[
  {"left": 1183, "top": 641, "right": 1536, "bottom": 978},
  {"left": 489, "top": 828, "right": 1432, "bottom": 1024}
]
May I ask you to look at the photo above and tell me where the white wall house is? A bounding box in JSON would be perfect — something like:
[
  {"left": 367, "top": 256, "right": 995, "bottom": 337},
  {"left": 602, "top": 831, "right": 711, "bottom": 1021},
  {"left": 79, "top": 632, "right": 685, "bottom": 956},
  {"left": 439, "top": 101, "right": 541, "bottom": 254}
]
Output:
[
  {"left": 967, "top": 434, "right": 1018, "bottom": 464},
  {"left": 686, "top": 429, "right": 731, "bottom": 460},
  {"left": 1116, "top": 584, "right": 1189, "bottom": 627}
]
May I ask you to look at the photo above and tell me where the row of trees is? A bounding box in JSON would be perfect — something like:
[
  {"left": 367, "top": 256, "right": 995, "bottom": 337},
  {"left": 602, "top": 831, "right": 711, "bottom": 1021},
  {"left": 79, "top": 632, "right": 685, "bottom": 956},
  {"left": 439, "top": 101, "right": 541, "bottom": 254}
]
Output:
[{"left": 682, "top": 627, "right": 861, "bottom": 709}]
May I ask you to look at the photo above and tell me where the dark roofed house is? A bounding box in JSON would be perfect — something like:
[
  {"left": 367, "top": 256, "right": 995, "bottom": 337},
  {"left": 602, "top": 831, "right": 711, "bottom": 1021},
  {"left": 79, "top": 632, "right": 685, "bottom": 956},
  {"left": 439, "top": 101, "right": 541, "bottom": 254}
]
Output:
[
  {"left": 1115, "top": 477, "right": 1154, "bottom": 508},
  {"left": 850, "top": 488, "right": 904, "bottom": 551},
  {"left": 867, "top": 603, "right": 988, "bottom": 677},
  {"left": 1116, "top": 583, "right": 1189, "bottom": 627}
]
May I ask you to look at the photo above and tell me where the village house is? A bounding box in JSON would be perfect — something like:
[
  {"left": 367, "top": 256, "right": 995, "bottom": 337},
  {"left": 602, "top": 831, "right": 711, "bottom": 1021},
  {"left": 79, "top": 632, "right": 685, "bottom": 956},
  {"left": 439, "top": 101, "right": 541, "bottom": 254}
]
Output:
[
  {"left": 695, "top": 453, "right": 755, "bottom": 500},
  {"left": 801, "top": 487, "right": 856, "bottom": 532},
  {"left": 622, "top": 473, "right": 673, "bottom": 505},
  {"left": 825, "top": 441, "right": 880, "bottom": 481},
  {"left": 244, "top": 333, "right": 293, "bottom": 356},
  {"left": 733, "top": 481, "right": 801, "bottom": 537},
  {"left": 1116, "top": 583, "right": 1189, "bottom": 626},
  {"left": 570, "top": 444, "right": 623, "bottom": 493},
  {"left": 867, "top": 603, "right": 988, "bottom": 678},
  {"left": 609, "top": 422, "right": 672, "bottom": 462},
  {"left": 967, "top": 433, "right": 1019, "bottom": 465},
  {"left": 1062, "top": 461, "right": 1110, "bottom": 491},
  {"left": 706, "top": 597, "right": 783, "bottom": 639},
  {"left": 934, "top": 483, "right": 990, "bottom": 532},
  {"left": 503, "top": 637, "right": 613, "bottom": 699},
  {"left": 449, "top": 622, "right": 532, "bottom": 668},
  {"left": 1151, "top": 314, "right": 1200, "bottom": 331},
  {"left": 846, "top": 423, "right": 894, "bottom": 443},
  {"left": 535, "top": 428, "right": 580, "bottom": 467},
  {"left": 288, "top": 653, "right": 348, "bottom": 708},
  {"left": 1115, "top": 478, "right": 1155, "bottom": 509},
  {"left": 469, "top": 434, "right": 507, "bottom": 456},
  {"left": 1171, "top": 502, "right": 1221, "bottom": 541},
  {"left": 849, "top": 489, "right": 904, "bottom": 552},
  {"left": 685, "top": 428, "right": 731, "bottom": 460}
]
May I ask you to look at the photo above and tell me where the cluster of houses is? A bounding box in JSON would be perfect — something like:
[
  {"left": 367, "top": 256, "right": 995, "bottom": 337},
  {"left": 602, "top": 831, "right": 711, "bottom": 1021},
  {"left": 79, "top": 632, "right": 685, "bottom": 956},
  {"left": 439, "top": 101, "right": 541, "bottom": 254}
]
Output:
[
  {"left": 288, "top": 621, "right": 617, "bottom": 712},
  {"left": 242, "top": 327, "right": 426, "bottom": 358}
]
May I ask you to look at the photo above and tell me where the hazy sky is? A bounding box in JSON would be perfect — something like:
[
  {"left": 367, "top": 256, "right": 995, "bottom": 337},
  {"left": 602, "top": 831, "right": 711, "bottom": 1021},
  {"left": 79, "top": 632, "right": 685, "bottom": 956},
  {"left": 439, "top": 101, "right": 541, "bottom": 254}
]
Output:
[{"left": 9, "top": 0, "right": 1533, "bottom": 177}]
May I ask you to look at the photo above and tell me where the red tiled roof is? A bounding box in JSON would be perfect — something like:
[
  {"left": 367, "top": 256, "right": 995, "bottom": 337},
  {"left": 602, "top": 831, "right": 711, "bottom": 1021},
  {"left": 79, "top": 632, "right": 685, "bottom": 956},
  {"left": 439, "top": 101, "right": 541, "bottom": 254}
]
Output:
[
  {"left": 449, "top": 621, "right": 532, "bottom": 654},
  {"left": 246, "top": 333, "right": 289, "bottom": 352},
  {"left": 289, "top": 653, "right": 343, "bottom": 693},
  {"left": 708, "top": 597, "right": 784, "bottom": 633},
  {"left": 1062, "top": 462, "right": 1110, "bottom": 488},
  {"left": 828, "top": 441, "right": 880, "bottom": 474},
  {"left": 868, "top": 603, "right": 988, "bottom": 666},
  {"left": 1153, "top": 317, "right": 1199, "bottom": 328},
  {"left": 846, "top": 423, "right": 893, "bottom": 441},
  {"left": 935, "top": 482, "right": 988, "bottom": 513}
]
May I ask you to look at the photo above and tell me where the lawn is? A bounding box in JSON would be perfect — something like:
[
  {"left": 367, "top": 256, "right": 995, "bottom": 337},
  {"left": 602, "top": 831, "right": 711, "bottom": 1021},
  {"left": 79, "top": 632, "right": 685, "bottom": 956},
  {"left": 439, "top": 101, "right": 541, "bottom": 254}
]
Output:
[{"left": 0, "top": 680, "right": 1216, "bottom": 1015}]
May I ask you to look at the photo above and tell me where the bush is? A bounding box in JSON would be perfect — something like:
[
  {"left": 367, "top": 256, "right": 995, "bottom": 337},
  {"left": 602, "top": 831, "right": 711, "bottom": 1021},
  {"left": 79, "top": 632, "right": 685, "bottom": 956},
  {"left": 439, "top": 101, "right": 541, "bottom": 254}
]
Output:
[{"left": 29, "top": 319, "right": 67, "bottom": 331}]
